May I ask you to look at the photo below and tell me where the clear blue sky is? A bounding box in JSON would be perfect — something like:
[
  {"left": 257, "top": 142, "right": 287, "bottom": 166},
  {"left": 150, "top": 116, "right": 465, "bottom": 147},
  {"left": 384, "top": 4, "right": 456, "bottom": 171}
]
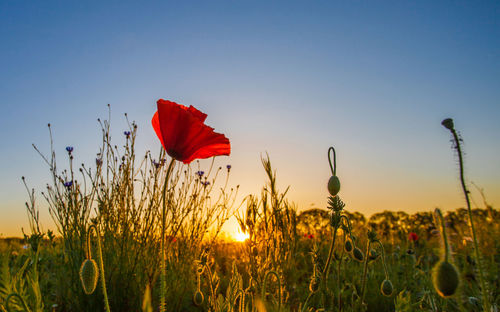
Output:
[{"left": 1, "top": 1, "right": 499, "bottom": 236}]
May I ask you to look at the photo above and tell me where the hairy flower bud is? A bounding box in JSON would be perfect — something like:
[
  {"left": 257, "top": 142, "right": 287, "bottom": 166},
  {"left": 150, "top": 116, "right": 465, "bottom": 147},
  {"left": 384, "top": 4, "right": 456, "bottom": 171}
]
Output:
[
  {"left": 79, "top": 259, "right": 99, "bottom": 295},
  {"left": 193, "top": 290, "right": 204, "bottom": 306},
  {"left": 327, "top": 175, "right": 341, "bottom": 196},
  {"left": 353, "top": 247, "right": 364, "bottom": 262},
  {"left": 344, "top": 239, "right": 353, "bottom": 253},
  {"left": 433, "top": 260, "right": 460, "bottom": 297},
  {"left": 380, "top": 279, "right": 393, "bottom": 297}
]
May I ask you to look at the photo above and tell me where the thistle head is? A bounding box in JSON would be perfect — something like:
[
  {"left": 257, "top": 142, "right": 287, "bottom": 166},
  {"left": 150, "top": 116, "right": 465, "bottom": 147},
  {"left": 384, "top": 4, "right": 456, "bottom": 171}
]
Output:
[
  {"left": 380, "top": 279, "right": 393, "bottom": 297},
  {"left": 433, "top": 260, "right": 460, "bottom": 297},
  {"left": 353, "top": 247, "right": 364, "bottom": 262},
  {"left": 79, "top": 259, "right": 99, "bottom": 295}
]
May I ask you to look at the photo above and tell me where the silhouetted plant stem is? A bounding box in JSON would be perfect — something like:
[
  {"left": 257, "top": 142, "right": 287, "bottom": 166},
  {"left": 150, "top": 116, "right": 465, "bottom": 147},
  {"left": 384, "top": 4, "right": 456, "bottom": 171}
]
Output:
[
  {"left": 160, "top": 159, "right": 175, "bottom": 312},
  {"left": 360, "top": 240, "right": 372, "bottom": 304},
  {"left": 443, "top": 120, "right": 490, "bottom": 311},
  {"left": 322, "top": 226, "right": 338, "bottom": 281},
  {"left": 88, "top": 224, "right": 111, "bottom": 312}
]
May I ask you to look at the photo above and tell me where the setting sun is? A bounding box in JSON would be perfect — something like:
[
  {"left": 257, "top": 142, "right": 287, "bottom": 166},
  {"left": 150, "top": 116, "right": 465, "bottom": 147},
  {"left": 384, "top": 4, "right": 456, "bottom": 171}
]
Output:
[{"left": 232, "top": 230, "right": 250, "bottom": 242}]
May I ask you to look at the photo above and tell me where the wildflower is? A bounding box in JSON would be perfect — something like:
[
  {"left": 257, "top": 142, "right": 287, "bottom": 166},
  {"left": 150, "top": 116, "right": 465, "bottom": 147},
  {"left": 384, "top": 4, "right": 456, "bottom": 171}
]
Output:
[
  {"left": 201, "top": 181, "right": 210, "bottom": 187},
  {"left": 66, "top": 146, "right": 74, "bottom": 153},
  {"left": 408, "top": 232, "right": 419, "bottom": 242},
  {"left": 64, "top": 181, "right": 73, "bottom": 188},
  {"left": 124, "top": 131, "right": 131, "bottom": 137},
  {"left": 196, "top": 170, "right": 204, "bottom": 177},
  {"left": 151, "top": 99, "right": 230, "bottom": 164},
  {"left": 226, "top": 164, "right": 231, "bottom": 170},
  {"left": 308, "top": 234, "right": 314, "bottom": 239}
]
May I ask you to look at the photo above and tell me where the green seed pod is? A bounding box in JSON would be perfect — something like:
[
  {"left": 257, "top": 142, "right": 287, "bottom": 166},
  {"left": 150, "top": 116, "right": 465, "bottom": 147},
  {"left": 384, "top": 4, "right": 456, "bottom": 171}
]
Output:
[
  {"left": 193, "top": 290, "right": 204, "bottom": 306},
  {"left": 79, "top": 259, "right": 99, "bottom": 295},
  {"left": 344, "top": 239, "right": 353, "bottom": 253},
  {"left": 441, "top": 118, "right": 454, "bottom": 130},
  {"left": 353, "top": 247, "right": 364, "bottom": 262},
  {"left": 327, "top": 176, "right": 341, "bottom": 196},
  {"left": 433, "top": 260, "right": 460, "bottom": 297},
  {"left": 380, "top": 279, "right": 393, "bottom": 297},
  {"left": 309, "top": 276, "right": 320, "bottom": 293}
]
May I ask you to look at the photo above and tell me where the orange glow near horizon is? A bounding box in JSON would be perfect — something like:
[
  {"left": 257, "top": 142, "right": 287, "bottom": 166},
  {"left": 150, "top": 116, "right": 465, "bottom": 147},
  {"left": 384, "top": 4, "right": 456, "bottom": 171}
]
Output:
[{"left": 232, "top": 230, "right": 250, "bottom": 242}]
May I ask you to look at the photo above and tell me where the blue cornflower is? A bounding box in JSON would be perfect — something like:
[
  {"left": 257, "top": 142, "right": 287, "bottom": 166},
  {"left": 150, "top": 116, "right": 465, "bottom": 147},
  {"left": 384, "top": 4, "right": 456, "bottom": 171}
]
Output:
[
  {"left": 196, "top": 171, "right": 205, "bottom": 177},
  {"left": 124, "top": 131, "right": 131, "bottom": 137},
  {"left": 64, "top": 181, "right": 73, "bottom": 188},
  {"left": 66, "top": 146, "right": 74, "bottom": 153},
  {"left": 226, "top": 165, "right": 231, "bottom": 170}
]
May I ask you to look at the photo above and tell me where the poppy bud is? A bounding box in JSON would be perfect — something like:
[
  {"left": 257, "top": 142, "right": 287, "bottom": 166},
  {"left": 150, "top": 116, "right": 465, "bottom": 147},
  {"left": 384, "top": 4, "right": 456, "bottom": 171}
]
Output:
[
  {"left": 327, "top": 176, "right": 341, "bottom": 196},
  {"left": 433, "top": 260, "right": 460, "bottom": 297},
  {"left": 380, "top": 279, "right": 393, "bottom": 297},
  {"left": 193, "top": 290, "right": 204, "bottom": 306},
  {"left": 309, "top": 276, "right": 320, "bottom": 293},
  {"left": 79, "top": 259, "right": 99, "bottom": 295},
  {"left": 353, "top": 247, "right": 364, "bottom": 262},
  {"left": 344, "top": 239, "right": 353, "bottom": 253}
]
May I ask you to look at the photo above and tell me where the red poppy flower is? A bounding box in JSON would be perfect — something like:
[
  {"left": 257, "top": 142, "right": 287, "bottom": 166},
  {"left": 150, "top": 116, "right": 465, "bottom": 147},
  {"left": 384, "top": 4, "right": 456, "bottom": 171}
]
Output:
[
  {"left": 408, "top": 232, "right": 419, "bottom": 242},
  {"left": 152, "top": 99, "right": 231, "bottom": 164}
]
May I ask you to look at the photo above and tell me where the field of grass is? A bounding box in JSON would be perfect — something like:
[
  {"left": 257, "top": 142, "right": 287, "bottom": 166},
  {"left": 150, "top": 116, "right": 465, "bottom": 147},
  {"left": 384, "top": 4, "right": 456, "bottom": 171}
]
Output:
[{"left": 0, "top": 116, "right": 498, "bottom": 312}]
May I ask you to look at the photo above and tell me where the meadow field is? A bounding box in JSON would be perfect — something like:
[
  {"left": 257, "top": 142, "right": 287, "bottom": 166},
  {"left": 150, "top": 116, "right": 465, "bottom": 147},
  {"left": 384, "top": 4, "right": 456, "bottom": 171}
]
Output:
[{"left": 0, "top": 111, "right": 498, "bottom": 312}]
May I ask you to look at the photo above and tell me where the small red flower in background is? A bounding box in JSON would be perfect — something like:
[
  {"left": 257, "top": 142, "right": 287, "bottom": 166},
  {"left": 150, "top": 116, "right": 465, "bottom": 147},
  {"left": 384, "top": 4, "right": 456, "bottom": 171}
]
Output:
[
  {"left": 152, "top": 99, "right": 231, "bottom": 164},
  {"left": 408, "top": 232, "right": 419, "bottom": 242},
  {"left": 308, "top": 234, "right": 314, "bottom": 239}
]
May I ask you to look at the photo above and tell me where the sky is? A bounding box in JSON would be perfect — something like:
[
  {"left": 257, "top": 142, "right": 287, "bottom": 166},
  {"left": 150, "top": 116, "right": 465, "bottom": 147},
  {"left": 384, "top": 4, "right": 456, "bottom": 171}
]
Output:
[{"left": 1, "top": 1, "right": 499, "bottom": 237}]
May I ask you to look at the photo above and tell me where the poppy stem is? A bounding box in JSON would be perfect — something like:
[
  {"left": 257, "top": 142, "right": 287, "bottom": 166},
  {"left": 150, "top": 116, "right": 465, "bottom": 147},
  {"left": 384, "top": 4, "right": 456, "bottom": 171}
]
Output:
[
  {"left": 328, "top": 147, "right": 337, "bottom": 176},
  {"left": 160, "top": 158, "right": 176, "bottom": 312}
]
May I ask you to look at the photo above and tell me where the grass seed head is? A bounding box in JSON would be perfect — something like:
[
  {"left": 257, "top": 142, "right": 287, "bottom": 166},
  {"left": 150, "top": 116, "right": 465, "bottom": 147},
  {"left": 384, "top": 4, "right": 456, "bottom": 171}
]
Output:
[
  {"left": 433, "top": 260, "right": 460, "bottom": 297},
  {"left": 79, "top": 259, "right": 99, "bottom": 295}
]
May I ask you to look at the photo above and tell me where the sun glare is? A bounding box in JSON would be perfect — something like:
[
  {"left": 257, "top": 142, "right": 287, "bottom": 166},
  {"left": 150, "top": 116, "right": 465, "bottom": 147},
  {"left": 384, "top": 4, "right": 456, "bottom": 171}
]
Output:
[{"left": 233, "top": 230, "right": 250, "bottom": 242}]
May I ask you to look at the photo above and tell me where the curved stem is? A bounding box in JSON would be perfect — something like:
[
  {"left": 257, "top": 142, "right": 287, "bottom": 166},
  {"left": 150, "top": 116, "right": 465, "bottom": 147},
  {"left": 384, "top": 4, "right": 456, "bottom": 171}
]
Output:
[
  {"left": 434, "top": 209, "right": 450, "bottom": 262},
  {"left": 160, "top": 159, "right": 176, "bottom": 312},
  {"left": 376, "top": 241, "right": 389, "bottom": 280},
  {"left": 204, "top": 264, "right": 218, "bottom": 311},
  {"left": 322, "top": 225, "right": 338, "bottom": 281},
  {"left": 88, "top": 224, "right": 111, "bottom": 312},
  {"left": 262, "top": 270, "right": 281, "bottom": 310},
  {"left": 5, "top": 293, "right": 31, "bottom": 312},
  {"left": 360, "top": 241, "right": 372, "bottom": 304},
  {"left": 300, "top": 292, "right": 314, "bottom": 312},
  {"left": 449, "top": 129, "right": 489, "bottom": 311},
  {"left": 328, "top": 147, "right": 337, "bottom": 176}
]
